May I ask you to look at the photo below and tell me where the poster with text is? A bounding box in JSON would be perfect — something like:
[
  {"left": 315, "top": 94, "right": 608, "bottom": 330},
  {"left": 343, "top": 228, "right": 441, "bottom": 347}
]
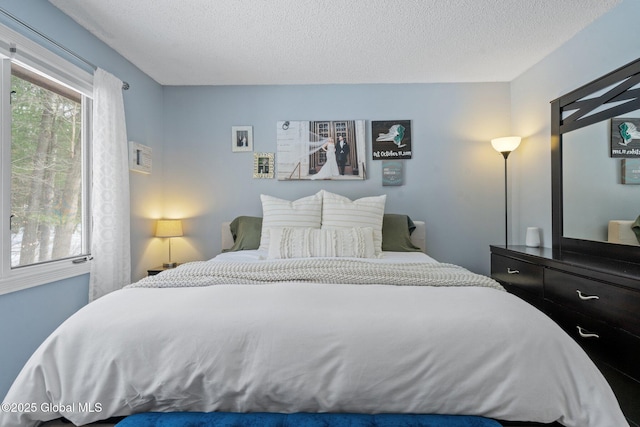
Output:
[
  {"left": 372, "top": 120, "right": 412, "bottom": 160},
  {"left": 611, "top": 118, "right": 640, "bottom": 158},
  {"left": 622, "top": 159, "right": 640, "bottom": 184},
  {"left": 382, "top": 160, "right": 404, "bottom": 186}
]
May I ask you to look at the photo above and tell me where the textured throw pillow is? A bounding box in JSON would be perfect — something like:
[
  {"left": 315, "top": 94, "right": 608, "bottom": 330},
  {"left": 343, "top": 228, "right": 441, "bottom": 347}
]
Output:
[
  {"left": 382, "top": 214, "right": 422, "bottom": 252},
  {"left": 268, "top": 227, "right": 376, "bottom": 259},
  {"left": 320, "top": 190, "right": 386, "bottom": 254},
  {"left": 259, "top": 192, "right": 323, "bottom": 250},
  {"left": 633, "top": 215, "right": 640, "bottom": 244},
  {"left": 223, "top": 216, "right": 263, "bottom": 252}
]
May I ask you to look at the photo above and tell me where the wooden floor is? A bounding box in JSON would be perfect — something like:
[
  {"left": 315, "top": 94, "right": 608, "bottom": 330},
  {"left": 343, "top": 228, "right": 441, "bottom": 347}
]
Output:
[{"left": 594, "top": 357, "right": 640, "bottom": 427}]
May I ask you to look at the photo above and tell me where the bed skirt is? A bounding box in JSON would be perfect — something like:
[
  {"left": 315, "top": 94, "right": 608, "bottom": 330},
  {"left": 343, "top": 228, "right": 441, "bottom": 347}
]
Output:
[{"left": 114, "top": 412, "right": 502, "bottom": 427}]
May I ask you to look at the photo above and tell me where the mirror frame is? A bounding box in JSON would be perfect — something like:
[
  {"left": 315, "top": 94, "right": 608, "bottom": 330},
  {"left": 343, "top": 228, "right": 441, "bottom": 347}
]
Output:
[{"left": 551, "top": 58, "right": 640, "bottom": 264}]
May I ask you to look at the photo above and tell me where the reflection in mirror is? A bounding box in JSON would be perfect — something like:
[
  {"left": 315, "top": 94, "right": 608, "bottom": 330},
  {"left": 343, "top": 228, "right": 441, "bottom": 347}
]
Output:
[
  {"left": 562, "top": 113, "right": 640, "bottom": 244},
  {"left": 552, "top": 58, "right": 640, "bottom": 263}
]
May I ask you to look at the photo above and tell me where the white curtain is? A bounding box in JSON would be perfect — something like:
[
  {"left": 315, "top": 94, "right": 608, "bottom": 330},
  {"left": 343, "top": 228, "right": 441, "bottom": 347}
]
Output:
[{"left": 89, "top": 68, "right": 131, "bottom": 301}]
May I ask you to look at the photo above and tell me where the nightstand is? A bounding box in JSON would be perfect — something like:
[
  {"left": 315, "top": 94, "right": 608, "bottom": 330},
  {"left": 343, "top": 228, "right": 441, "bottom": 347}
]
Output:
[{"left": 147, "top": 264, "right": 181, "bottom": 276}]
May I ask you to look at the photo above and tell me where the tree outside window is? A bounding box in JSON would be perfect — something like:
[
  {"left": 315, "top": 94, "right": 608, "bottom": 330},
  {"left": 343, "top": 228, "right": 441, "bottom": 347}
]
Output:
[{"left": 10, "top": 64, "right": 86, "bottom": 267}]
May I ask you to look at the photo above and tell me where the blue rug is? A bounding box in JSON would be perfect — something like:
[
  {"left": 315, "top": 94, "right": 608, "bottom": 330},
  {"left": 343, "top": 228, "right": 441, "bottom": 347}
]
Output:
[{"left": 115, "top": 412, "right": 502, "bottom": 427}]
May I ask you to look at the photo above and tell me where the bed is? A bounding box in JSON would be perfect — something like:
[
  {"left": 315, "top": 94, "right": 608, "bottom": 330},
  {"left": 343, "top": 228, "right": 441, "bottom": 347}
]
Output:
[{"left": 1, "top": 191, "right": 629, "bottom": 427}]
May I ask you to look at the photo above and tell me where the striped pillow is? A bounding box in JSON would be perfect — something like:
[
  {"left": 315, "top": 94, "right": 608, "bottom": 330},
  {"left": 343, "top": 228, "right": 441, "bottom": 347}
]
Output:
[
  {"left": 268, "top": 227, "right": 376, "bottom": 259},
  {"left": 320, "top": 190, "right": 386, "bottom": 254},
  {"left": 259, "top": 192, "right": 323, "bottom": 250}
]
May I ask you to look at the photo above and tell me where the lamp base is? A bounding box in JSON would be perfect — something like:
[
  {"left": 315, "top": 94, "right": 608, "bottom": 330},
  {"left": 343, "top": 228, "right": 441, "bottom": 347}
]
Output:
[{"left": 163, "top": 262, "right": 178, "bottom": 268}]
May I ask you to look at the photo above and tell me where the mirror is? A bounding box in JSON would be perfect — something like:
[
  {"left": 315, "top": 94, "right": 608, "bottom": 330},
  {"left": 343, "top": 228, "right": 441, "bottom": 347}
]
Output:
[
  {"left": 562, "top": 118, "right": 640, "bottom": 242},
  {"left": 552, "top": 58, "right": 640, "bottom": 263}
]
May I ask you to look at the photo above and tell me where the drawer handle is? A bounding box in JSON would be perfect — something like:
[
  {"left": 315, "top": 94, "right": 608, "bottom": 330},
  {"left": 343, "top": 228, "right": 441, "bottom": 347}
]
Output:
[
  {"left": 507, "top": 268, "right": 520, "bottom": 274},
  {"left": 576, "top": 326, "right": 600, "bottom": 339},
  {"left": 576, "top": 290, "right": 599, "bottom": 301}
]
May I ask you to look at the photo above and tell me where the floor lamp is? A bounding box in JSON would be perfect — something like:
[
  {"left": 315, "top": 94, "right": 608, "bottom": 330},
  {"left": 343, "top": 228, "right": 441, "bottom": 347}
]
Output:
[
  {"left": 491, "top": 136, "right": 521, "bottom": 247},
  {"left": 155, "top": 219, "right": 183, "bottom": 268}
]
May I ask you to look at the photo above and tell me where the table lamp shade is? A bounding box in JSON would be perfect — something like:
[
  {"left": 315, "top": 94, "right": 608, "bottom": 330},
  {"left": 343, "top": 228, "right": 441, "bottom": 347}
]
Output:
[{"left": 155, "top": 219, "right": 183, "bottom": 238}]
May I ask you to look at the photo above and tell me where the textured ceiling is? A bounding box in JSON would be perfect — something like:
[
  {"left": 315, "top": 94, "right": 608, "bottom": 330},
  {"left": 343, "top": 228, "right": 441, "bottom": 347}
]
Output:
[{"left": 49, "top": 0, "right": 620, "bottom": 86}]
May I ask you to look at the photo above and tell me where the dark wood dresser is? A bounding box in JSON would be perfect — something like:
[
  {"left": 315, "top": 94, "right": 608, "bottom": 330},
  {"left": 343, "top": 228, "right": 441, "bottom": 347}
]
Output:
[{"left": 490, "top": 245, "right": 640, "bottom": 383}]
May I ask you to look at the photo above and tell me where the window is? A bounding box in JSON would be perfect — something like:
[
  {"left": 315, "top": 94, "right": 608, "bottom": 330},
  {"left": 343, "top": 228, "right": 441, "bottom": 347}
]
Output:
[
  {"left": 0, "top": 24, "right": 93, "bottom": 295},
  {"left": 10, "top": 63, "right": 89, "bottom": 268}
]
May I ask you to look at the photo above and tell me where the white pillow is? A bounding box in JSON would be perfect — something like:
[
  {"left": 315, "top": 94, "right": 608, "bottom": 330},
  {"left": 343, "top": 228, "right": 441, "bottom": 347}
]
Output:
[
  {"left": 320, "top": 190, "right": 386, "bottom": 254},
  {"left": 259, "top": 192, "right": 323, "bottom": 250},
  {"left": 268, "top": 227, "right": 376, "bottom": 259}
]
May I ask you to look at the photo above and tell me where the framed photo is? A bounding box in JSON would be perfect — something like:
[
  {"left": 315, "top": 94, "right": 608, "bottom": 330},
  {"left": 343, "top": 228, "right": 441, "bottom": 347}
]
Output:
[
  {"left": 232, "top": 126, "right": 253, "bottom": 152},
  {"left": 128, "top": 141, "right": 152, "bottom": 174},
  {"left": 275, "top": 120, "right": 366, "bottom": 180},
  {"left": 253, "top": 152, "right": 274, "bottom": 179}
]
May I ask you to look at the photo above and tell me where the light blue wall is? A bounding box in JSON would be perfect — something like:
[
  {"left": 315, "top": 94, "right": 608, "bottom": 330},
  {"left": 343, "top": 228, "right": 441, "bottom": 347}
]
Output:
[
  {"left": 510, "top": 0, "right": 640, "bottom": 246},
  {"left": 0, "top": 275, "right": 88, "bottom": 400},
  {"left": 162, "top": 83, "right": 511, "bottom": 272},
  {"left": 0, "top": 1, "right": 164, "bottom": 399}
]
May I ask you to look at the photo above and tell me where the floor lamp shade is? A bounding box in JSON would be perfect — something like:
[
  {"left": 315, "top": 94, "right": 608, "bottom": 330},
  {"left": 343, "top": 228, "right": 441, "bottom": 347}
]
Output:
[
  {"left": 156, "top": 219, "right": 183, "bottom": 268},
  {"left": 491, "top": 136, "right": 521, "bottom": 155},
  {"left": 491, "top": 136, "right": 521, "bottom": 246}
]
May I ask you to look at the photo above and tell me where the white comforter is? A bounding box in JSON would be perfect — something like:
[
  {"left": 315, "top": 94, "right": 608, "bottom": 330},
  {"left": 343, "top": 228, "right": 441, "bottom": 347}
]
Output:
[{"left": 1, "top": 252, "right": 628, "bottom": 427}]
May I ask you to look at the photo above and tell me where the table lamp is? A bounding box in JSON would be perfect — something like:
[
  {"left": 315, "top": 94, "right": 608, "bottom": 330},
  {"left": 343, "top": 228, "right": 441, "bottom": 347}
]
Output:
[{"left": 155, "top": 219, "right": 183, "bottom": 268}]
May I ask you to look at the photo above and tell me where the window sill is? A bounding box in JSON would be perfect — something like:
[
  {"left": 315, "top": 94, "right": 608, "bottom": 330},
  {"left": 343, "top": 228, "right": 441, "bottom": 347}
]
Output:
[{"left": 0, "top": 260, "right": 91, "bottom": 296}]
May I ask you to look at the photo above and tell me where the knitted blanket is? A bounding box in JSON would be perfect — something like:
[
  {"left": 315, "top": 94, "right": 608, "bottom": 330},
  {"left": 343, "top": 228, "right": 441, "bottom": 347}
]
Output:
[{"left": 127, "top": 258, "right": 504, "bottom": 291}]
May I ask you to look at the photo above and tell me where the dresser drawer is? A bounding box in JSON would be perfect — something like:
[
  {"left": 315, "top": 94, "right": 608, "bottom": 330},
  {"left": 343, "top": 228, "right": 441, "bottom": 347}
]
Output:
[
  {"left": 545, "top": 269, "right": 640, "bottom": 336},
  {"left": 547, "top": 302, "right": 640, "bottom": 381},
  {"left": 491, "top": 254, "right": 543, "bottom": 297}
]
